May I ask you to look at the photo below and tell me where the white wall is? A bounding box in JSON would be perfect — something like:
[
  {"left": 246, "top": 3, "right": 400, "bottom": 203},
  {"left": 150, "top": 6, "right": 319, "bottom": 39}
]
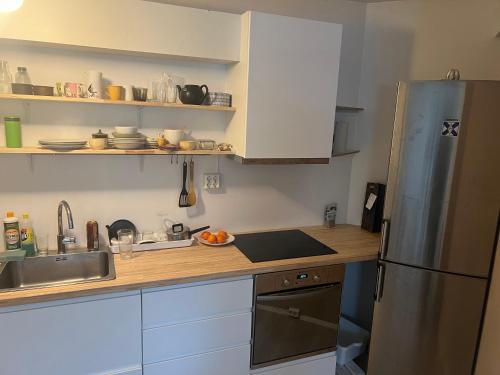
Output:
[
  {"left": 0, "top": 44, "right": 353, "bottom": 250},
  {"left": 347, "top": 0, "right": 500, "bottom": 224}
]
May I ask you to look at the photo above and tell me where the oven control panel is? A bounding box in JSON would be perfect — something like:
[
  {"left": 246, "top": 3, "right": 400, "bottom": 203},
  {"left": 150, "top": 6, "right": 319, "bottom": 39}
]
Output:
[{"left": 255, "top": 264, "right": 345, "bottom": 294}]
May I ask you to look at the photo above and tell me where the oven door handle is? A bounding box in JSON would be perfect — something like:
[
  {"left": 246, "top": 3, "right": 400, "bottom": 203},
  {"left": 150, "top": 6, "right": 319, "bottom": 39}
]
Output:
[{"left": 256, "top": 284, "right": 339, "bottom": 301}]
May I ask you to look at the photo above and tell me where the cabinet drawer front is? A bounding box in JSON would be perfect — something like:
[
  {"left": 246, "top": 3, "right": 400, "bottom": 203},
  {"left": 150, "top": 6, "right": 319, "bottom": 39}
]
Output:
[
  {"left": 143, "top": 312, "right": 251, "bottom": 364},
  {"left": 144, "top": 345, "right": 250, "bottom": 375},
  {"left": 142, "top": 278, "right": 253, "bottom": 328}
]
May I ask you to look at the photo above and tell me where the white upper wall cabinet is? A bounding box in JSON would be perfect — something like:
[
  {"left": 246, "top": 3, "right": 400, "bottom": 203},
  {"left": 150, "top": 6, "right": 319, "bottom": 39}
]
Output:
[
  {"left": 226, "top": 12, "right": 342, "bottom": 159},
  {"left": 0, "top": 0, "right": 241, "bottom": 63}
]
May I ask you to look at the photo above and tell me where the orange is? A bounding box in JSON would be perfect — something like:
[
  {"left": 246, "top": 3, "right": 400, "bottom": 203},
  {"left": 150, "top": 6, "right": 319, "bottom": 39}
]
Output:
[
  {"left": 217, "top": 230, "right": 228, "bottom": 238},
  {"left": 207, "top": 234, "right": 217, "bottom": 244},
  {"left": 201, "top": 231, "right": 211, "bottom": 240},
  {"left": 216, "top": 234, "right": 227, "bottom": 244}
]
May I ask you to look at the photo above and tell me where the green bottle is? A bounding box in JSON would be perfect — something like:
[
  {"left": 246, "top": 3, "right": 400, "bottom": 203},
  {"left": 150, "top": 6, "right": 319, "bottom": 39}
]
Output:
[
  {"left": 21, "top": 213, "right": 36, "bottom": 256},
  {"left": 4, "top": 116, "right": 22, "bottom": 148}
]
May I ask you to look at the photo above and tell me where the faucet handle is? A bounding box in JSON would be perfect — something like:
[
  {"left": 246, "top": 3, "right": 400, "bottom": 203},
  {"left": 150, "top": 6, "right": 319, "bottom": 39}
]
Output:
[{"left": 62, "top": 236, "right": 76, "bottom": 245}]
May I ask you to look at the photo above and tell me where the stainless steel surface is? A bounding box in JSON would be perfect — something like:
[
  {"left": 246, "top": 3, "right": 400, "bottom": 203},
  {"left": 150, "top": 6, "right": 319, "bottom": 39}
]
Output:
[
  {"left": 383, "top": 81, "right": 500, "bottom": 277},
  {"left": 0, "top": 249, "right": 116, "bottom": 292},
  {"left": 374, "top": 262, "right": 385, "bottom": 302},
  {"left": 368, "top": 261, "right": 488, "bottom": 375},
  {"left": 57, "top": 200, "right": 75, "bottom": 254},
  {"left": 254, "top": 264, "right": 345, "bottom": 294},
  {"left": 369, "top": 80, "right": 500, "bottom": 375},
  {"left": 379, "top": 219, "right": 389, "bottom": 259},
  {"left": 251, "top": 265, "right": 344, "bottom": 369}
]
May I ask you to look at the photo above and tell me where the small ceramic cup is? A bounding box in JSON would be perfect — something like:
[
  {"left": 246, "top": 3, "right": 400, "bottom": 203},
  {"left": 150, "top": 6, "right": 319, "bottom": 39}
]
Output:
[
  {"left": 89, "top": 138, "right": 107, "bottom": 150},
  {"left": 106, "top": 85, "right": 123, "bottom": 100},
  {"left": 64, "top": 82, "right": 79, "bottom": 98}
]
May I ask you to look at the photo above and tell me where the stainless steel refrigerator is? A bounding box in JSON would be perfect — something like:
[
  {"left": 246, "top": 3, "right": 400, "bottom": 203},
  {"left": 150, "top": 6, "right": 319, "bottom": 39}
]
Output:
[{"left": 367, "top": 80, "right": 500, "bottom": 375}]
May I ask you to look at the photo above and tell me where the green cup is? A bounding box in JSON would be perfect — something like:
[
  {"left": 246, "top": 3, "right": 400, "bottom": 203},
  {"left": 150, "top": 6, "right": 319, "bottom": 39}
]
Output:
[{"left": 4, "top": 116, "right": 22, "bottom": 148}]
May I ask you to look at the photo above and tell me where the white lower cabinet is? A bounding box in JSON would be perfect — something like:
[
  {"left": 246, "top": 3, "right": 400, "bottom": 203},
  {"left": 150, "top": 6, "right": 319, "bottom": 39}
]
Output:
[
  {"left": 143, "top": 312, "right": 252, "bottom": 363},
  {"left": 143, "top": 345, "right": 251, "bottom": 375},
  {"left": 251, "top": 353, "right": 337, "bottom": 375},
  {"left": 142, "top": 276, "right": 253, "bottom": 374},
  {"left": 0, "top": 291, "right": 142, "bottom": 375}
]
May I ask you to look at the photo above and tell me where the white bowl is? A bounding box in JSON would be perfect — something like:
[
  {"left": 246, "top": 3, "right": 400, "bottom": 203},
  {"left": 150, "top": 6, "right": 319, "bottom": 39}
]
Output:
[
  {"left": 115, "top": 126, "right": 138, "bottom": 135},
  {"left": 163, "top": 129, "right": 184, "bottom": 145}
]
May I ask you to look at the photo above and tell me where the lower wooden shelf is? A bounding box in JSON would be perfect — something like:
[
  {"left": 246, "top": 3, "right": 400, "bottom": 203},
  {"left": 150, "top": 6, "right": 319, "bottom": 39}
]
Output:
[
  {"left": 0, "top": 147, "right": 234, "bottom": 156},
  {"left": 332, "top": 150, "right": 360, "bottom": 157}
]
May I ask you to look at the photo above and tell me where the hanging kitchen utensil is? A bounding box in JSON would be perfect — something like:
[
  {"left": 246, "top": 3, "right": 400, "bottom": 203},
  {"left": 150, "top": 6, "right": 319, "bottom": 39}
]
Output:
[
  {"left": 187, "top": 159, "right": 197, "bottom": 206},
  {"left": 179, "top": 161, "right": 190, "bottom": 207}
]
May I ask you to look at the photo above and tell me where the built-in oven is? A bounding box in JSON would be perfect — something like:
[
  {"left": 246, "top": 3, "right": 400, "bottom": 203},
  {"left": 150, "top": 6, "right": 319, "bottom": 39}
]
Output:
[{"left": 251, "top": 264, "right": 345, "bottom": 369}]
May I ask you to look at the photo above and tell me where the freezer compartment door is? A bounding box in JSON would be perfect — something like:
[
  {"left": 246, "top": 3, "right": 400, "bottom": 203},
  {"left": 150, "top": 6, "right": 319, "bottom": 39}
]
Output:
[{"left": 368, "top": 261, "right": 488, "bottom": 375}]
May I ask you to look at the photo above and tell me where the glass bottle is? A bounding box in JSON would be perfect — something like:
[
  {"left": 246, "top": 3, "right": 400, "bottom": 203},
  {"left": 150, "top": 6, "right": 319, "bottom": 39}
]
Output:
[
  {"left": 15, "top": 67, "right": 31, "bottom": 84},
  {"left": 0, "top": 61, "right": 12, "bottom": 94}
]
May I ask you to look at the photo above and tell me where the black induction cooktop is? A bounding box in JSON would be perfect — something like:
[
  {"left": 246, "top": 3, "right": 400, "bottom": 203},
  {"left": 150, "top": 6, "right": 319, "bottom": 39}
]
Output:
[{"left": 234, "top": 230, "right": 336, "bottom": 263}]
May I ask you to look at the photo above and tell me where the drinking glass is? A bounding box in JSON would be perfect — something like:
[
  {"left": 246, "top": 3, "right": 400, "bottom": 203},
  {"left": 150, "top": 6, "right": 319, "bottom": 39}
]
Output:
[
  {"left": 117, "top": 229, "right": 134, "bottom": 260},
  {"left": 36, "top": 233, "right": 49, "bottom": 256},
  {"left": 0, "top": 61, "right": 12, "bottom": 94}
]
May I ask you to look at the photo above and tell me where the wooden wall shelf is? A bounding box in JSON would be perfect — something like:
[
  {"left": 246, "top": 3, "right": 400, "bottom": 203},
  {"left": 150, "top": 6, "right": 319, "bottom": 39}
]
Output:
[
  {"left": 0, "top": 147, "right": 234, "bottom": 156},
  {"left": 332, "top": 150, "right": 360, "bottom": 157},
  {"left": 0, "top": 94, "right": 236, "bottom": 112},
  {"left": 336, "top": 105, "right": 364, "bottom": 112}
]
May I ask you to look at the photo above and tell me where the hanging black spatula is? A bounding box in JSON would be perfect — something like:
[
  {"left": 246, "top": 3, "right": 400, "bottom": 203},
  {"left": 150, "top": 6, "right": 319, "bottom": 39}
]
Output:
[{"left": 179, "top": 161, "right": 190, "bottom": 207}]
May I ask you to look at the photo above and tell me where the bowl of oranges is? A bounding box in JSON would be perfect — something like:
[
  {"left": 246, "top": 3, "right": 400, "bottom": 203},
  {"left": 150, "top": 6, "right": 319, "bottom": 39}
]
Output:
[{"left": 196, "top": 230, "right": 235, "bottom": 246}]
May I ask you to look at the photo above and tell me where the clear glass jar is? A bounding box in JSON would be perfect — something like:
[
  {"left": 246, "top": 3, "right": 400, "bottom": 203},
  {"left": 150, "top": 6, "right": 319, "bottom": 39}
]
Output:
[
  {"left": 15, "top": 67, "right": 31, "bottom": 84},
  {"left": 0, "top": 61, "right": 12, "bottom": 94}
]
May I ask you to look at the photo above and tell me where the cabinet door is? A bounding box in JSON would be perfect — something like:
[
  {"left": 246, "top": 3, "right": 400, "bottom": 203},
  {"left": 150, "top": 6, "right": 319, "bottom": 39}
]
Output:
[
  {"left": 144, "top": 345, "right": 250, "bottom": 375},
  {"left": 244, "top": 12, "right": 341, "bottom": 159},
  {"left": 143, "top": 312, "right": 251, "bottom": 364},
  {"left": 142, "top": 277, "right": 253, "bottom": 328},
  {"left": 0, "top": 292, "right": 142, "bottom": 375}
]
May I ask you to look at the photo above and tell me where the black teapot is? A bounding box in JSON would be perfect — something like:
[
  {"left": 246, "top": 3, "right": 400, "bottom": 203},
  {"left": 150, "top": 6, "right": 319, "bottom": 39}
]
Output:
[{"left": 177, "top": 84, "right": 209, "bottom": 105}]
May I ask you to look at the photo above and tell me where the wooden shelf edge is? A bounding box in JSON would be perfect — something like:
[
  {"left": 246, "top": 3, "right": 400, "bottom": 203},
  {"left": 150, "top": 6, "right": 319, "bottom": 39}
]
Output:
[
  {"left": 0, "top": 93, "right": 236, "bottom": 112},
  {"left": 336, "top": 105, "right": 364, "bottom": 112},
  {"left": 0, "top": 147, "right": 234, "bottom": 156},
  {"left": 332, "top": 150, "right": 360, "bottom": 157}
]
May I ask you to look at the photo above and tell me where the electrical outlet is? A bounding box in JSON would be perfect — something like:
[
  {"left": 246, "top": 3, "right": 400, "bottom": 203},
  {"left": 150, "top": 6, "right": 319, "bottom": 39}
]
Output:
[{"left": 203, "top": 173, "right": 221, "bottom": 190}]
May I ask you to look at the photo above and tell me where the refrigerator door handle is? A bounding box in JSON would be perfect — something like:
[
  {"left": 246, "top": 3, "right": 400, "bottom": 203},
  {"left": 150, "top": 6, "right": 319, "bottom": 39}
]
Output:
[
  {"left": 380, "top": 219, "right": 390, "bottom": 259},
  {"left": 374, "top": 262, "right": 386, "bottom": 303}
]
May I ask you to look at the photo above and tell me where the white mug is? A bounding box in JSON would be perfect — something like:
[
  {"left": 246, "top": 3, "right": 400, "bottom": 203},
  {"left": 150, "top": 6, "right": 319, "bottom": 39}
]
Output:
[
  {"left": 124, "top": 85, "right": 134, "bottom": 101},
  {"left": 85, "top": 70, "right": 102, "bottom": 99},
  {"left": 163, "top": 129, "right": 184, "bottom": 145}
]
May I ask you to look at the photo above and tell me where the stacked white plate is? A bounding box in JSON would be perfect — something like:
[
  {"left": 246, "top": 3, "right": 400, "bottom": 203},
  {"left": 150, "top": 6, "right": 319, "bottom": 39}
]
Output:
[
  {"left": 39, "top": 139, "right": 87, "bottom": 150},
  {"left": 110, "top": 127, "right": 146, "bottom": 150}
]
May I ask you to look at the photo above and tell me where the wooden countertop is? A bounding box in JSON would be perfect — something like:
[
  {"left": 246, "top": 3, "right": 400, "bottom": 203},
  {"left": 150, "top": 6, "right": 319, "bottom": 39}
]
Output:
[{"left": 0, "top": 225, "right": 380, "bottom": 308}]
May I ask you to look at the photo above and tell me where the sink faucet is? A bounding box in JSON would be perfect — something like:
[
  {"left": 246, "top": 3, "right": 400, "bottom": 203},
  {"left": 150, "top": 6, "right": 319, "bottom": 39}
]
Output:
[{"left": 57, "top": 200, "right": 76, "bottom": 254}]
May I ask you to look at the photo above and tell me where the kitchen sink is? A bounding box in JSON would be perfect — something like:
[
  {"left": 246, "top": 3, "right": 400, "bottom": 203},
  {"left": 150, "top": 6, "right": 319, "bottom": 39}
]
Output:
[{"left": 0, "top": 250, "right": 116, "bottom": 292}]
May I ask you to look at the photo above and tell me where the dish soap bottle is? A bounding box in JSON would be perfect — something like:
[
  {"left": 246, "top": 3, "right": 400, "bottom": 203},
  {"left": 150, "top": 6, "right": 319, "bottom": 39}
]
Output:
[
  {"left": 3, "top": 211, "right": 21, "bottom": 250},
  {"left": 20, "top": 213, "right": 35, "bottom": 256}
]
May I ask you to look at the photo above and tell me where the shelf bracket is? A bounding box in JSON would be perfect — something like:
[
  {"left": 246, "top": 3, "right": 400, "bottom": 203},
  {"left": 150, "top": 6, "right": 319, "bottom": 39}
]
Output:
[
  {"left": 28, "top": 154, "right": 34, "bottom": 172},
  {"left": 137, "top": 107, "right": 144, "bottom": 129},
  {"left": 139, "top": 155, "right": 145, "bottom": 172},
  {"left": 23, "top": 102, "right": 31, "bottom": 124}
]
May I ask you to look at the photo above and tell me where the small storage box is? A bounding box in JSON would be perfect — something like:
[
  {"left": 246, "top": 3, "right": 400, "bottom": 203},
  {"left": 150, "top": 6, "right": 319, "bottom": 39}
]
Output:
[{"left": 336, "top": 317, "right": 370, "bottom": 366}]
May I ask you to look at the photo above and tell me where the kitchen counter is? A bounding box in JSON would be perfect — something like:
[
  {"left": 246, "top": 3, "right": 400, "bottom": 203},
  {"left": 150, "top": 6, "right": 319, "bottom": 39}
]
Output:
[{"left": 0, "top": 225, "right": 379, "bottom": 308}]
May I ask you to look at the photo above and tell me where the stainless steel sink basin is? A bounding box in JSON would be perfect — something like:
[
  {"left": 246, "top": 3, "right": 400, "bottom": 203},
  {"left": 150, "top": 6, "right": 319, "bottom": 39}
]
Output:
[{"left": 0, "top": 250, "right": 116, "bottom": 292}]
